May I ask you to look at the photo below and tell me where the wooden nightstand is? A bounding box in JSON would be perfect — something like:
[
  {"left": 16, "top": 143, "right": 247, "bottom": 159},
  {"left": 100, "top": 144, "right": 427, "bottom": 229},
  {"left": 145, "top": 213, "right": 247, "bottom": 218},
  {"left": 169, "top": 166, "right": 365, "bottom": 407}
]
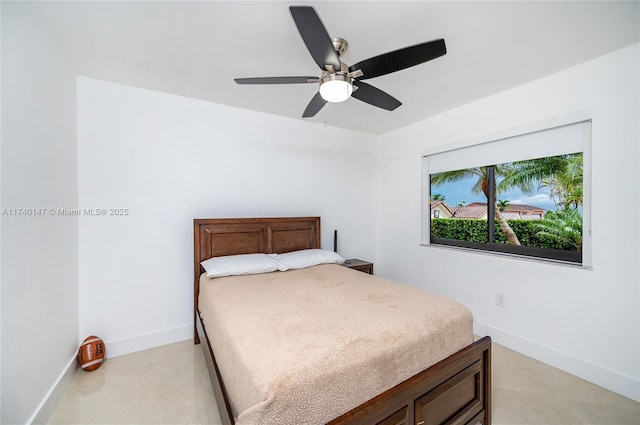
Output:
[{"left": 342, "top": 259, "right": 374, "bottom": 275}]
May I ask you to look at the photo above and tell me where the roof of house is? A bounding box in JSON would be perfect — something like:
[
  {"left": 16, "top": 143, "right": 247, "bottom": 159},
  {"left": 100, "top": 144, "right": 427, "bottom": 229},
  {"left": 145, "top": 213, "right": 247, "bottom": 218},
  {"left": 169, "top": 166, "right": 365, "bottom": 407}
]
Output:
[
  {"left": 445, "top": 202, "right": 546, "bottom": 219},
  {"left": 450, "top": 203, "right": 488, "bottom": 218},
  {"left": 430, "top": 200, "right": 454, "bottom": 215},
  {"left": 505, "top": 203, "right": 547, "bottom": 213}
]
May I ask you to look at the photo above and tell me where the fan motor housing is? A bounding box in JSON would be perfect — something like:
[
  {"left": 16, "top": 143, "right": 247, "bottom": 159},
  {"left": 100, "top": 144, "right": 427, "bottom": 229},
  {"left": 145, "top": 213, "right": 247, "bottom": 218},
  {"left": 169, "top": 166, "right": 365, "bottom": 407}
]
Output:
[{"left": 331, "top": 37, "right": 348, "bottom": 56}]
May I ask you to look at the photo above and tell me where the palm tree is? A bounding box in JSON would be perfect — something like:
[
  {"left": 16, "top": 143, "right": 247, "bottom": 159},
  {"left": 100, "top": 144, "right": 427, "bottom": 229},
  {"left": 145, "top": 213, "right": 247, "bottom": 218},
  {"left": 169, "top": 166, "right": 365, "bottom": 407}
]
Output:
[
  {"left": 431, "top": 166, "right": 522, "bottom": 245},
  {"left": 538, "top": 176, "right": 565, "bottom": 210},
  {"left": 562, "top": 153, "right": 583, "bottom": 209},
  {"left": 431, "top": 193, "right": 446, "bottom": 202},
  {"left": 497, "top": 199, "right": 510, "bottom": 212},
  {"left": 539, "top": 153, "right": 583, "bottom": 210},
  {"left": 499, "top": 156, "right": 568, "bottom": 195},
  {"left": 534, "top": 209, "right": 583, "bottom": 251}
]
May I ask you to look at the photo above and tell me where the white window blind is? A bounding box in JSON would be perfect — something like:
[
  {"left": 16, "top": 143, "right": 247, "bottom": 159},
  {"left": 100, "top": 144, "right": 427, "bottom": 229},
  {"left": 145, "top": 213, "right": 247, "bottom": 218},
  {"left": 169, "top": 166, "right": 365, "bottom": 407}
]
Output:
[{"left": 426, "top": 120, "right": 590, "bottom": 174}]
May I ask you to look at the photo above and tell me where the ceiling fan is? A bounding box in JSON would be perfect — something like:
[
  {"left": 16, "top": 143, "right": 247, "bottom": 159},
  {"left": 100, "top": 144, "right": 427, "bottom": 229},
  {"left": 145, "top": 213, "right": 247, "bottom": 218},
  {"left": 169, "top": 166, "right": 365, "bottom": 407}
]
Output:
[{"left": 234, "top": 6, "right": 447, "bottom": 118}]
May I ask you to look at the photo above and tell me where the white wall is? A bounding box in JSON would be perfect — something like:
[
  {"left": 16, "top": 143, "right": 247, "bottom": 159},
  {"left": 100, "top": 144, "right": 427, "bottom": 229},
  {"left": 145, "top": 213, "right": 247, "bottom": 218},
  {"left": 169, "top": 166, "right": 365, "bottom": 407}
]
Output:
[
  {"left": 77, "top": 77, "right": 377, "bottom": 357},
  {"left": 375, "top": 44, "right": 640, "bottom": 401},
  {"left": 1, "top": 3, "right": 79, "bottom": 424}
]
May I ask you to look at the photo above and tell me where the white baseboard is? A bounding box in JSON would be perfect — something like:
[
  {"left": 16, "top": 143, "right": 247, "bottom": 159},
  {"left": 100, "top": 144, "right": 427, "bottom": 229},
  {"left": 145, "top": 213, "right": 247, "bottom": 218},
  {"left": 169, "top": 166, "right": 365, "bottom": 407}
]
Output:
[
  {"left": 474, "top": 320, "right": 640, "bottom": 402},
  {"left": 104, "top": 323, "right": 193, "bottom": 358},
  {"left": 28, "top": 354, "right": 78, "bottom": 425}
]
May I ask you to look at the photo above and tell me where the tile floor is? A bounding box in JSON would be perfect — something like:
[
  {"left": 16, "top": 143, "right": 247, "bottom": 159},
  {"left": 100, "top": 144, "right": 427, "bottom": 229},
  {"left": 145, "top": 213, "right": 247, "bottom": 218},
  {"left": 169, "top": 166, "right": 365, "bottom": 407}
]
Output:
[
  {"left": 48, "top": 340, "right": 221, "bottom": 425},
  {"left": 48, "top": 340, "right": 640, "bottom": 424}
]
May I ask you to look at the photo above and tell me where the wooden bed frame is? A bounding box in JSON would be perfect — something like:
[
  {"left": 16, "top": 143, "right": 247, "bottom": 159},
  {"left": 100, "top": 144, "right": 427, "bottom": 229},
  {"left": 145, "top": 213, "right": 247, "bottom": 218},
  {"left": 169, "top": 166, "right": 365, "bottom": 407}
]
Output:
[{"left": 194, "top": 217, "right": 491, "bottom": 425}]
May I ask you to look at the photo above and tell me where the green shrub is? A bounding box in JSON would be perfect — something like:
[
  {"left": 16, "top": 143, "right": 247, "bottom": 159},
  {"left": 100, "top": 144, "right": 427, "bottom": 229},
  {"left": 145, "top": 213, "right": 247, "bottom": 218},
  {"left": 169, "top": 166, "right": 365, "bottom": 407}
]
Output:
[
  {"left": 431, "top": 219, "right": 488, "bottom": 243},
  {"left": 431, "top": 218, "right": 579, "bottom": 251}
]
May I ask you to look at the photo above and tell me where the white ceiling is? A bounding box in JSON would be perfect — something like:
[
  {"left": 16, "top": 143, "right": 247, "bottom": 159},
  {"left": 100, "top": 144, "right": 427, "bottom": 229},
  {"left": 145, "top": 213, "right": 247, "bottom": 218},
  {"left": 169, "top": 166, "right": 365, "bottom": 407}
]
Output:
[{"left": 27, "top": 1, "right": 640, "bottom": 135}]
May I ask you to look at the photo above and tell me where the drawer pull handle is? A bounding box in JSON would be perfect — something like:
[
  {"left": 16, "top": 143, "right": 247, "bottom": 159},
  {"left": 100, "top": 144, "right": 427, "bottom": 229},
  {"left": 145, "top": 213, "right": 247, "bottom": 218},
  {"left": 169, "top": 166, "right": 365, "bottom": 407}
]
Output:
[{"left": 417, "top": 422, "right": 425, "bottom": 425}]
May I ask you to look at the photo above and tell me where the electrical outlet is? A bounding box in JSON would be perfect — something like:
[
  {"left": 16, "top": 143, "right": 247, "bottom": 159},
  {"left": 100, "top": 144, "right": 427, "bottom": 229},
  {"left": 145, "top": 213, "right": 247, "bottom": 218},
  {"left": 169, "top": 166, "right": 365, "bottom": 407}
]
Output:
[{"left": 496, "top": 293, "right": 506, "bottom": 307}]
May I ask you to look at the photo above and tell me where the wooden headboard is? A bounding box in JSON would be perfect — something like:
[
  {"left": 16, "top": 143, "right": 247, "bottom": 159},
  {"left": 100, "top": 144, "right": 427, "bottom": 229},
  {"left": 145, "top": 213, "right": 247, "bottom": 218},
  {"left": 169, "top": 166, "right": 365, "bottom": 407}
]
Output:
[
  {"left": 193, "top": 216, "right": 321, "bottom": 281},
  {"left": 193, "top": 217, "right": 321, "bottom": 342}
]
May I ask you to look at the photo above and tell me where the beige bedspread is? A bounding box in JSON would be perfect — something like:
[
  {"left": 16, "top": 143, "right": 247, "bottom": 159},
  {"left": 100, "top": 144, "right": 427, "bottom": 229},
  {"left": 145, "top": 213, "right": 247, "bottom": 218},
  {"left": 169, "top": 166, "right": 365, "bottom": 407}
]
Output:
[{"left": 198, "top": 264, "right": 473, "bottom": 425}]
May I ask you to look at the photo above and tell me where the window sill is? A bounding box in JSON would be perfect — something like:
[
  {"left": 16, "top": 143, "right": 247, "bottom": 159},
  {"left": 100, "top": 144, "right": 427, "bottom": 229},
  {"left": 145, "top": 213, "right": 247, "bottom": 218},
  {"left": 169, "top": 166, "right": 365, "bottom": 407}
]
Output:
[{"left": 420, "top": 243, "right": 593, "bottom": 270}]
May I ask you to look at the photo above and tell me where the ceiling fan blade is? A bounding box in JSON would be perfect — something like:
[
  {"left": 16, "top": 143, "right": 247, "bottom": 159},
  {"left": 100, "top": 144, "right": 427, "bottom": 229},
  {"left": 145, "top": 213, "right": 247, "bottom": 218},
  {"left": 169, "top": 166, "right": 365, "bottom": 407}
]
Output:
[
  {"left": 290, "top": 6, "right": 341, "bottom": 71},
  {"left": 351, "top": 81, "right": 401, "bottom": 111},
  {"left": 302, "top": 92, "right": 327, "bottom": 118},
  {"left": 234, "top": 76, "right": 319, "bottom": 84},
  {"left": 349, "top": 39, "right": 446, "bottom": 80}
]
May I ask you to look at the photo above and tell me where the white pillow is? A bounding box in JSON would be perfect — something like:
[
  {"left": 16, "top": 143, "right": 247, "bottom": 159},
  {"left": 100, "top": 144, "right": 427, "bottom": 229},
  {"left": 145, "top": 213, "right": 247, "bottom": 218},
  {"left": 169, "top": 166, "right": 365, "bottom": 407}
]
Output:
[
  {"left": 274, "top": 249, "right": 345, "bottom": 270},
  {"left": 201, "top": 253, "right": 283, "bottom": 278}
]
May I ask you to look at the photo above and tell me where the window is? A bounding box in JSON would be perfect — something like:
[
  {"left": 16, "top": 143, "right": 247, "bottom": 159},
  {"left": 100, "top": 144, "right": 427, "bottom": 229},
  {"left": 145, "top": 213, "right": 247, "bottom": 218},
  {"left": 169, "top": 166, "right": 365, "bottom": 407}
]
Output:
[{"left": 422, "top": 116, "right": 591, "bottom": 266}]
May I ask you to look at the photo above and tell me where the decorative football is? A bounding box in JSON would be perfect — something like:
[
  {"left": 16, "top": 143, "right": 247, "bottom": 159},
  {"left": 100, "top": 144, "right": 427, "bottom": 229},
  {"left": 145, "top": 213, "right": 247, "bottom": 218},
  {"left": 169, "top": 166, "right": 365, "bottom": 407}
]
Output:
[{"left": 77, "top": 335, "right": 106, "bottom": 371}]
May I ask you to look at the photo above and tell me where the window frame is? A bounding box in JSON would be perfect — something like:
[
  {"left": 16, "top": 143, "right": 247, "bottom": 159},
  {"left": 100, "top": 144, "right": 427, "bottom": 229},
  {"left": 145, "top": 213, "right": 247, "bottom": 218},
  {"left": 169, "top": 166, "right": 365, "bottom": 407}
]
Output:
[{"left": 421, "top": 112, "right": 592, "bottom": 268}]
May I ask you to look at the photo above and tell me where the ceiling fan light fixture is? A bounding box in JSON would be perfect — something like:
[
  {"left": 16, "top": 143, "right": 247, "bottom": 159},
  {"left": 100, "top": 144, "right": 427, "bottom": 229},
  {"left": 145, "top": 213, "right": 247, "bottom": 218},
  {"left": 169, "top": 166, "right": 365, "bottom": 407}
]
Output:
[
  {"left": 235, "top": 7, "right": 446, "bottom": 117},
  {"left": 319, "top": 74, "right": 353, "bottom": 103}
]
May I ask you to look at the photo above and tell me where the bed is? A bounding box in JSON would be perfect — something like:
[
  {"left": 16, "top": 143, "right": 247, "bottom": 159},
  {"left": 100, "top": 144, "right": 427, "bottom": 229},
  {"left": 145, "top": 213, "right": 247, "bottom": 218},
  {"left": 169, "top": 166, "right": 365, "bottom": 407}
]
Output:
[{"left": 194, "top": 217, "right": 491, "bottom": 425}]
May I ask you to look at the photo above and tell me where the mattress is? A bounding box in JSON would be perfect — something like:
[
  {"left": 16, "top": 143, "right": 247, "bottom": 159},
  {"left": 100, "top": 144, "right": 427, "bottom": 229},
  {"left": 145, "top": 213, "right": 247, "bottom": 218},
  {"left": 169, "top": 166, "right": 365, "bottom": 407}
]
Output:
[{"left": 198, "top": 264, "right": 473, "bottom": 425}]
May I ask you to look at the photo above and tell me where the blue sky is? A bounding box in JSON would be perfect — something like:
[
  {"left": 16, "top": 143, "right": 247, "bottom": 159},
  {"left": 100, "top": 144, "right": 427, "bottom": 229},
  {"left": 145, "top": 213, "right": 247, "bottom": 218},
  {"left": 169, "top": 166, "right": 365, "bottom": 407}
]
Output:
[{"left": 430, "top": 176, "right": 557, "bottom": 211}]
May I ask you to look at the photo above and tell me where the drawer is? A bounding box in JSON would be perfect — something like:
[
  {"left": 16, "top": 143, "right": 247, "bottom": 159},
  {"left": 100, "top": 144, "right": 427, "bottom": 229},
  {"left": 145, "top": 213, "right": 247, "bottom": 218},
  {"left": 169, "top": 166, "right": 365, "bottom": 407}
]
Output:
[{"left": 414, "top": 360, "right": 483, "bottom": 425}]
